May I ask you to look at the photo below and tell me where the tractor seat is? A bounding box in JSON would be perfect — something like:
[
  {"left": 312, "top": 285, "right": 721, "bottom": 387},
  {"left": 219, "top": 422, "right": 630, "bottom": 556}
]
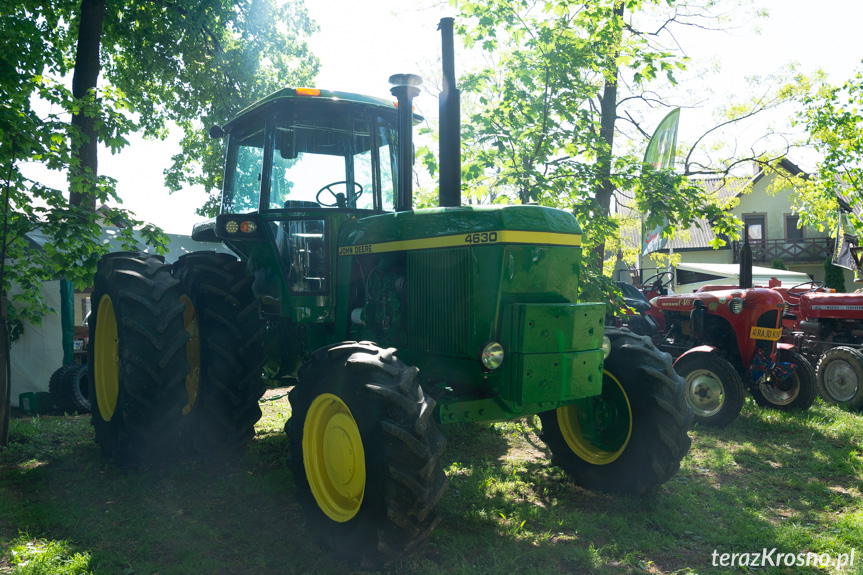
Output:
[{"left": 618, "top": 282, "right": 652, "bottom": 313}]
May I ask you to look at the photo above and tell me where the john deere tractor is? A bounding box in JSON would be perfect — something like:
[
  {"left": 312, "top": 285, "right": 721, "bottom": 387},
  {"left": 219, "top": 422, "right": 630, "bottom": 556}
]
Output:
[{"left": 87, "top": 19, "right": 691, "bottom": 564}]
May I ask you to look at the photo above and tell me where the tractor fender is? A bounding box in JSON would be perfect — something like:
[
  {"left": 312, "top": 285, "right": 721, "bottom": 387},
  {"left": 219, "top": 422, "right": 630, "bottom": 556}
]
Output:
[{"left": 673, "top": 345, "right": 718, "bottom": 366}]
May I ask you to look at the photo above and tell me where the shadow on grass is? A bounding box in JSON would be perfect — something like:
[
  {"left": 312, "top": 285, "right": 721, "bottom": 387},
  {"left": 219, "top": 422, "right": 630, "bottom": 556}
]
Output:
[{"left": 2, "top": 400, "right": 861, "bottom": 575}]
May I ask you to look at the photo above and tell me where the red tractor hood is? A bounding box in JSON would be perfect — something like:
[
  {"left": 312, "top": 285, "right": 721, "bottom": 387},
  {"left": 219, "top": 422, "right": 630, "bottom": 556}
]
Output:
[
  {"left": 799, "top": 292, "right": 863, "bottom": 320},
  {"left": 650, "top": 288, "right": 785, "bottom": 313}
]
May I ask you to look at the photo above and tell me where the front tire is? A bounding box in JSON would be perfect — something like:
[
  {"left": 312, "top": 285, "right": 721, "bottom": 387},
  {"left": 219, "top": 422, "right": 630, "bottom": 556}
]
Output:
[
  {"left": 674, "top": 351, "right": 744, "bottom": 427},
  {"left": 172, "top": 252, "right": 266, "bottom": 455},
  {"left": 88, "top": 252, "right": 190, "bottom": 463},
  {"left": 751, "top": 348, "right": 816, "bottom": 410},
  {"left": 286, "top": 342, "right": 447, "bottom": 565},
  {"left": 816, "top": 346, "right": 863, "bottom": 408},
  {"left": 538, "top": 327, "right": 692, "bottom": 494}
]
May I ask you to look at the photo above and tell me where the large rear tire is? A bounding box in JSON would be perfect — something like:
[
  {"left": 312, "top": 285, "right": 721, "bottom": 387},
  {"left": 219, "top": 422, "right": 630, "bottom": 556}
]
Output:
[
  {"left": 816, "top": 346, "right": 863, "bottom": 408},
  {"left": 538, "top": 327, "right": 692, "bottom": 494},
  {"left": 88, "top": 252, "right": 190, "bottom": 463},
  {"left": 675, "top": 351, "right": 744, "bottom": 427},
  {"left": 286, "top": 342, "right": 447, "bottom": 565},
  {"left": 751, "top": 348, "right": 816, "bottom": 411},
  {"left": 172, "top": 252, "right": 266, "bottom": 455}
]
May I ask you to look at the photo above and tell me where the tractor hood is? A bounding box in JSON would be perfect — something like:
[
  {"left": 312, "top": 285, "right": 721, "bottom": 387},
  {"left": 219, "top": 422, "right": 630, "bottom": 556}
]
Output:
[
  {"left": 651, "top": 287, "right": 786, "bottom": 315},
  {"left": 338, "top": 204, "right": 582, "bottom": 249},
  {"left": 799, "top": 291, "right": 863, "bottom": 320}
]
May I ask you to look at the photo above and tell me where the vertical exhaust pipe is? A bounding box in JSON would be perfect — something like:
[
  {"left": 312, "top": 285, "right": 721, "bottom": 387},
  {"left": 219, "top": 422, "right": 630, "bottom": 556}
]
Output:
[
  {"left": 390, "top": 74, "right": 422, "bottom": 212},
  {"left": 739, "top": 226, "right": 753, "bottom": 289},
  {"left": 438, "top": 17, "right": 461, "bottom": 208}
]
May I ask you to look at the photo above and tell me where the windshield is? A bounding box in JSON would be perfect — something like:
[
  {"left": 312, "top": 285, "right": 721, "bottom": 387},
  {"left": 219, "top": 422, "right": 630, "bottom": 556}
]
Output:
[
  {"left": 222, "top": 127, "right": 266, "bottom": 214},
  {"left": 221, "top": 108, "right": 399, "bottom": 214}
]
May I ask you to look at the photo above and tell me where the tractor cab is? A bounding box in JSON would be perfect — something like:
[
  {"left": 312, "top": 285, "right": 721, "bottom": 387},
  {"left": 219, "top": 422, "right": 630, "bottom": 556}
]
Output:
[{"left": 193, "top": 89, "right": 406, "bottom": 317}]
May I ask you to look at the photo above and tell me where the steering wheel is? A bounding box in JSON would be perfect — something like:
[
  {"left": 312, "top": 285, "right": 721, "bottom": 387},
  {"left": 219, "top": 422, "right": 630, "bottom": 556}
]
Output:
[
  {"left": 316, "top": 181, "right": 363, "bottom": 207},
  {"left": 787, "top": 281, "right": 825, "bottom": 298},
  {"left": 639, "top": 271, "right": 674, "bottom": 290}
]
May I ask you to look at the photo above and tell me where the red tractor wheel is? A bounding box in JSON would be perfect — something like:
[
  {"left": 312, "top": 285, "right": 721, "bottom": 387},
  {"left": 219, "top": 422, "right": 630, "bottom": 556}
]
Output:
[
  {"left": 674, "top": 352, "right": 744, "bottom": 427},
  {"left": 817, "top": 346, "right": 863, "bottom": 408},
  {"left": 751, "top": 348, "right": 816, "bottom": 411}
]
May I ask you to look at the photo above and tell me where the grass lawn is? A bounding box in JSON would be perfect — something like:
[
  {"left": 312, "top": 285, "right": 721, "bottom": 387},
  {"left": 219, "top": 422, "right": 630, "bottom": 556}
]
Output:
[{"left": 1, "top": 394, "right": 862, "bottom": 574}]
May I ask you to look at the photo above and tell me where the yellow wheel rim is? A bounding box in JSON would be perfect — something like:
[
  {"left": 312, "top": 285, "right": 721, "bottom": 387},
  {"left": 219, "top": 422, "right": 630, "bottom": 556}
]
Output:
[
  {"left": 94, "top": 295, "right": 119, "bottom": 422},
  {"left": 557, "top": 370, "right": 633, "bottom": 465},
  {"left": 180, "top": 295, "right": 200, "bottom": 415},
  {"left": 303, "top": 393, "right": 366, "bottom": 522}
]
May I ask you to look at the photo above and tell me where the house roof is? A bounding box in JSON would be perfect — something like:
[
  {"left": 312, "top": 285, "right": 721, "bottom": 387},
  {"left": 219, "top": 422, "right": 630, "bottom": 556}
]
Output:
[
  {"left": 620, "top": 160, "right": 806, "bottom": 253},
  {"left": 618, "top": 174, "right": 750, "bottom": 252}
]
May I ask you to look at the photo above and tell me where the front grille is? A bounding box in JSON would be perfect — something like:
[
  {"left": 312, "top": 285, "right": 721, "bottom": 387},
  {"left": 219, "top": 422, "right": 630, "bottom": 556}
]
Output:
[
  {"left": 407, "top": 249, "right": 471, "bottom": 355},
  {"left": 755, "top": 309, "right": 780, "bottom": 352},
  {"left": 757, "top": 310, "right": 780, "bottom": 328}
]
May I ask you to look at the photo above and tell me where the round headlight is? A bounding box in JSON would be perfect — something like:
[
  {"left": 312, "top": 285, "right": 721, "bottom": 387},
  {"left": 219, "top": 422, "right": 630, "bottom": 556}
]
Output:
[
  {"left": 240, "top": 220, "right": 257, "bottom": 234},
  {"left": 729, "top": 297, "right": 744, "bottom": 314},
  {"left": 224, "top": 220, "right": 239, "bottom": 234},
  {"left": 481, "top": 342, "right": 505, "bottom": 370},
  {"left": 602, "top": 335, "right": 612, "bottom": 359}
]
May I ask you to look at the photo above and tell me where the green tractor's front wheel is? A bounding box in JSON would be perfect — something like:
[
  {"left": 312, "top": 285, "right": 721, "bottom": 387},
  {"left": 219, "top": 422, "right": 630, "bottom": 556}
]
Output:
[
  {"left": 286, "top": 342, "right": 447, "bottom": 566},
  {"left": 88, "top": 253, "right": 190, "bottom": 463},
  {"left": 539, "top": 327, "right": 692, "bottom": 494}
]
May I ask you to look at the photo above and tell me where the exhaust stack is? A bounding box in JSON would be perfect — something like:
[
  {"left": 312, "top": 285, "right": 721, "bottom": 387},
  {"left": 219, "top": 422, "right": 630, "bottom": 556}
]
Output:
[
  {"left": 390, "top": 74, "right": 422, "bottom": 212},
  {"left": 438, "top": 17, "right": 461, "bottom": 208},
  {"left": 739, "top": 226, "right": 753, "bottom": 289}
]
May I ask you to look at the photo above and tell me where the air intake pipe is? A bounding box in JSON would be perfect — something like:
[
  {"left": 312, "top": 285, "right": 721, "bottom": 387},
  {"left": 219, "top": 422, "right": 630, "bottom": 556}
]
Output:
[
  {"left": 438, "top": 17, "right": 461, "bottom": 208},
  {"left": 390, "top": 74, "right": 422, "bottom": 212}
]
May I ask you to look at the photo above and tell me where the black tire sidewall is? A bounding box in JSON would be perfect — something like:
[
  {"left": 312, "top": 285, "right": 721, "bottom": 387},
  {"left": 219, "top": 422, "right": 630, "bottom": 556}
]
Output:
[
  {"left": 539, "top": 328, "right": 692, "bottom": 494},
  {"left": 817, "top": 346, "right": 863, "bottom": 408},
  {"left": 751, "top": 348, "right": 816, "bottom": 411}
]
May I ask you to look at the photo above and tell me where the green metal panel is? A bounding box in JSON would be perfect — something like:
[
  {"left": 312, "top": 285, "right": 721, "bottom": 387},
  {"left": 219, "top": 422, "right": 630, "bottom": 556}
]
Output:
[
  {"left": 60, "top": 279, "right": 75, "bottom": 365},
  {"left": 507, "top": 350, "right": 604, "bottom": 403},
  {"left": 498, "top": 302, "right": 605, "bottom": 405},
  {"left": 504, "top": 302, "right": 605, "bottom": 354}
]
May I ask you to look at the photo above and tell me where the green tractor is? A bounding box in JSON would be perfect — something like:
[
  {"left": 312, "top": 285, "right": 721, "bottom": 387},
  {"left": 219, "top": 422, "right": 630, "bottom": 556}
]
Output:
[{"left": 88, "top": 19, "right": 691, "bottom": 564}]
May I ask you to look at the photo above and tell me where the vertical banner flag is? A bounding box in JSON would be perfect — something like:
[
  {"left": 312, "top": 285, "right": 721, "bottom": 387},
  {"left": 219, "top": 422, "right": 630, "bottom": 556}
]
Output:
[
  {"left": 641, "top": 108, "right": 681, "bottom": 256},
  {"left": 833, "top": 208, "right": 859, "bottom": 271}
]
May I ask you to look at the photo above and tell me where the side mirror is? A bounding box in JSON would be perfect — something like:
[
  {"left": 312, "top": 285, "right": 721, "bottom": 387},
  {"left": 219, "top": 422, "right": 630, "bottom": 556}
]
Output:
[{"left": 277, "top": 129, "right": 298, "bottom": 160}]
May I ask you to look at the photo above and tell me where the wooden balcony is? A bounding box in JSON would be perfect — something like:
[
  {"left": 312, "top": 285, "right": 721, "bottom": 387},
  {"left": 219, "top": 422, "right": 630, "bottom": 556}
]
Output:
[{"left": 732, "top": 237, "right": 835, "bottom": 264}]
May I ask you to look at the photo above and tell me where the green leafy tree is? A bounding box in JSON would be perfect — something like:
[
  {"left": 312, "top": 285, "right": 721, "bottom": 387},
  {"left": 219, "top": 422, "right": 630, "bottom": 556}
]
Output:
[
  {"left": 421, "top": 0, "right": 812, "bottom": 300},
  {"left": 65, "top": 0, "right": 320, "bottom": 215},
  {"left": 792, "top": 67, "right": 863, "bottom": 234},
  {"left": 824, "top": 258, "right": 847, "bottom": 293}
]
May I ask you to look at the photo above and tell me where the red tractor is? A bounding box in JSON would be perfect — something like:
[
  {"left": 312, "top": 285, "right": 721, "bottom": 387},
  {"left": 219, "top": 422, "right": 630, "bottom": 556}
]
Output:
[
  {"left": 621, "top": 275, "right": 816, "bottom": 427},
  {"left": 779, "top": 281, "right": 863, "bottom": 408}
]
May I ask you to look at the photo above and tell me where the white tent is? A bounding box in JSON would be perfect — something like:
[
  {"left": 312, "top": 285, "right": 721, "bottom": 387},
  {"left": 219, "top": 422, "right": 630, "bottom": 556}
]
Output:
[{"left": 674, "top": 262, "right": 812, "bottom": 293}]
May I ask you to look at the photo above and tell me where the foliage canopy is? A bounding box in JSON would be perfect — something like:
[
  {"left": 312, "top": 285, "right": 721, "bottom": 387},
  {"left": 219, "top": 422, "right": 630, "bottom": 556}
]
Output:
[
  {"left": 418, "top": 0, "right": 814, "bottom": 300},
  {"left": 0, "top": 0, "right": 319, "bottom": 325}
]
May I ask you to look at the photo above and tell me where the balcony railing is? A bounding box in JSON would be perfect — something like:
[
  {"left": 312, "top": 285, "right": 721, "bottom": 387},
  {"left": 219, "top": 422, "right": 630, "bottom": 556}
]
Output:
[{"left": 732, "top": 237, "right": 835, "bottom": 264}]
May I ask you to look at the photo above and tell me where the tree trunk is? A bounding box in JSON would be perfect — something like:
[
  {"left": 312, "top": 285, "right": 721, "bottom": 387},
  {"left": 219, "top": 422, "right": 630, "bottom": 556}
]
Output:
[
  {"left": 0, "top": 297, "right": 9, "bottom": 446},
  {"left": 69, "top": 0, "right": 106, "bottom": 210},
  {"left": 593, "top": 1, "right": 625, "bottom": 270}
]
